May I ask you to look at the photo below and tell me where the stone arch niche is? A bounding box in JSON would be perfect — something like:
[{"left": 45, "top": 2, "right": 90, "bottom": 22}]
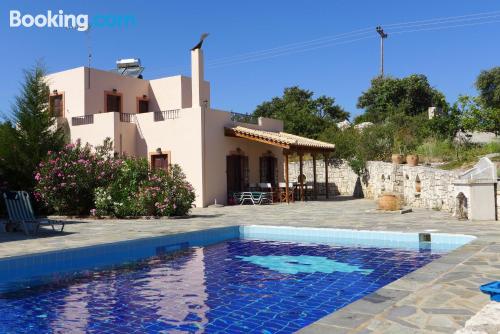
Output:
[
  {"left": 455, "top": 192, "right": 468, "bottom": 220},
  {"left": 415, "top": 175, "right": 421, "bottom": 193}
]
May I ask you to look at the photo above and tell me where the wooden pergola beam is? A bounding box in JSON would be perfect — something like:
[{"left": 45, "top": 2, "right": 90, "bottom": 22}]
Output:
[
  {"left": 224, "top": 128, "right": 291, "bottom": 149},
  {"left": 299, "top": 153, "right": 304, "bottom": 201},
  {"left": 285, "top": 153, "right": 289, "bottom": 204},
  {"left": 312, "top": 154, "right": 317, "bottom": 200},
  {"left": 324, "top": 152, "right": 330, "bottom": 199}
]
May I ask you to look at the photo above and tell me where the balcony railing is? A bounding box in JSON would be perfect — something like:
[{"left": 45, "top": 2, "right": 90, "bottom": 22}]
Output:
[
  {"left": 71, "top": 115, "right": 94, "bottom": 126},
  {"left": 71, "top": 110, "right": 181, "bottom": 126},
  {"left": 230, "top": 112, "right": 258, "bottom": 124},
  {"left": 154, "top": 109, "right": 180, "bottom": 122},
  {"left": 119, "top": 112, "right": 135, "bottom": 123}
]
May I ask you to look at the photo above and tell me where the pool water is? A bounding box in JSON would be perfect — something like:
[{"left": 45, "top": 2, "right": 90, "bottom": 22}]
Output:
[{"left": 0, "top": 238, "right": 443, "bottom": 334}]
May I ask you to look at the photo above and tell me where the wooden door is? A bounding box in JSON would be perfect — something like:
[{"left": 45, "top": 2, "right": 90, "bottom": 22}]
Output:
[{"left": 151, "top": 154, "right": 168, "bottom": 171}]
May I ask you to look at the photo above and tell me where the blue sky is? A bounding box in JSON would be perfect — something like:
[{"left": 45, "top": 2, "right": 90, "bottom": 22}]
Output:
[{"left": 1, "top": 0, "right": 499, "bottom": 119}]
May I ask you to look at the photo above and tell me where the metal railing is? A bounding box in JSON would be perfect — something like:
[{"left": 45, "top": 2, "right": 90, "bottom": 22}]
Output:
[
  {"left": 230, "top": 112, "right": 258, "bottom": 124},
  {"left": 119, "top": 112, "right": 135, "bottom": 123},
  {"left": 71, "top": 115, "right": 94, "bottom": 126},
  {"left": 154, "top": 109, "right": 180, "bottom": 122}
]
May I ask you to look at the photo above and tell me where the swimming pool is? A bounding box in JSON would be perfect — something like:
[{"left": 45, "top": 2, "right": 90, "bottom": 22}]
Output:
[{"left": 0, "top": 226, "right": 475, "bottom": 333}]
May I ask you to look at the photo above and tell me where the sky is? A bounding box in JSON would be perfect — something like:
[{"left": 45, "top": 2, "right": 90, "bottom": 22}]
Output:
[{"left": 1, "top": 0, "right": 499, "bottom": 120}]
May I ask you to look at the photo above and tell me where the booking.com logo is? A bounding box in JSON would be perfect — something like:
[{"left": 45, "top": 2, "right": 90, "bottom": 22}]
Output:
[{"left": 9, "top": 10, "right": 136, "bottom": 31}]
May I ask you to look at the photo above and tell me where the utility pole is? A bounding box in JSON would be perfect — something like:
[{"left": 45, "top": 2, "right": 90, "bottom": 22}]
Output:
[{"left": 376, "top": 26, "right": 388, "bottom": 77}]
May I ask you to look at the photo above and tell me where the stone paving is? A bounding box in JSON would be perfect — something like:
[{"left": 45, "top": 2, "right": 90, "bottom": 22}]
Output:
[{"left": 0, "top": 198, "right": 499, "bottom": 333}]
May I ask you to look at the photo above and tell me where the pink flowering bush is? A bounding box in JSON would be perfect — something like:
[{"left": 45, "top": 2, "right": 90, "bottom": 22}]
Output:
[
  {"left": 35, "top": 139, "right": 195, "bottom": 217},
  {"left": 94, "top": 158, "right": 195, "bottom": 217},
  {"left": 34, "top": 139, "right": 122, "bottom": 215}
]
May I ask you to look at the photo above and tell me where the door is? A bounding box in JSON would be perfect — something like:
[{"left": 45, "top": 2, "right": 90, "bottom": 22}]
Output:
[
  {"left": 151, "top": 154, "right": 169, "bottom": 171},
  {"left": 260, "top": 156, "right": 278, "bottom": 187},
  {"left": 226, "top": 155, "right": 248, "bottom": 193}
]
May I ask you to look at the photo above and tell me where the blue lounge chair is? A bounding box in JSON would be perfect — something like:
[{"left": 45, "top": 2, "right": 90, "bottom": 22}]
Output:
[
  {"left": 480, "top": 281, "right": 500, "bottom": 302},
  {"left": 3, "top": 191, "right": 65, "bottom": 236}
]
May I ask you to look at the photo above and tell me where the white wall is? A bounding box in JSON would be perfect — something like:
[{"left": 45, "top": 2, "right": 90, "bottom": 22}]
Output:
[
  {"left": 133, "top": 107, "right": 204, "bottom": 207},
  {"left": 45, "top": 67, "right": 86, "bottom": 118},
  {"left": 149, "top": 76, "right": 210, "bottom": 111},
  {"left": 84, "top": 68, "right": 149, "bottom": 115}
]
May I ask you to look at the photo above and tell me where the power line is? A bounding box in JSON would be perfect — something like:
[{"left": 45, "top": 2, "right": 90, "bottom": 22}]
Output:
[
  {"left": 155, "top": 10, "right": 500, "bottom": 75},
  {"left": 207, "top": 28, "right": 373, "bottom": 66},
  {"left": 207, "top": 36, "right": 375, "bottom": 69},
  {"left": 391, "top": 19, "right": 500, "bottom": 35},
  {"left": 387, "top": 13, "right": 500, "bottom": 32},
  {"left": 384, "top": 9, "right": 500, "bottom": 27},
  {"left": 205, "top": 11, "right": 500, "bottom": 69}
]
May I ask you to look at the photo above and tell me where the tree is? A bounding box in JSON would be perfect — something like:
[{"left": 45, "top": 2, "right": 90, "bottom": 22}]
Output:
[
  {"left": 426, "top": 104, "right": 463, "bottom": 140},
  {"left": 320, "top": 123, "right": 395, "bottom": 175},
  {"left": 356, "top": 75, "right": 447, "bottom": 123},
  {"left": 253, "top": 86, "right": 349, "bottom": 138},
  {"left": 476, "top": 67, "right": 500, "bottom": 109},
  {"left": 0, "top": 63, "right": 65, "bottom": 191},
  {"left": 456, "top": 95, "right": 500, "bottom": 135}
]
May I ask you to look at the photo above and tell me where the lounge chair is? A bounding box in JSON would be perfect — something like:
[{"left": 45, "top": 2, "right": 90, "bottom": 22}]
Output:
[
  {"left": 3, "top": 191, "right": 65, "bottom": 236},
  {"left": 233, "top": 191, "right": 272, "bottom": 205}
]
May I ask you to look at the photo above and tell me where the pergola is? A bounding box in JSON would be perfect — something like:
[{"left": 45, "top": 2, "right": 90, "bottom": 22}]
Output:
[{"left": 224, "top": 126, "right": 336, "bottom": 203}]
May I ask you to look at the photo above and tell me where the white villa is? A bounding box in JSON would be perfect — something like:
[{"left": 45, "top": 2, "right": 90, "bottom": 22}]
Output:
[{"left": 46, "top": 46, "right": 335, "bottom": 207}]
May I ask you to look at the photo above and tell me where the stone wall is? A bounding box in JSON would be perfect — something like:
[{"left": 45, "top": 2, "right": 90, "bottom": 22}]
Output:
[
  {"left": 289, "top": 159, "right": 460, "bottom": 212},
  {"left": 497, "top": 185, "right": 500, "bottom": 220}
]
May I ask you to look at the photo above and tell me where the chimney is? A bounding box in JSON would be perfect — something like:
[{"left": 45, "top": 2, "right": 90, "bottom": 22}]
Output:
[{"left": 191, "top": 48, "right": 204, "bottom": 107}]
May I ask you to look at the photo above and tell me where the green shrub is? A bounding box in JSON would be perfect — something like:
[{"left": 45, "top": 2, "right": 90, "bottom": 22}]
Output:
[
  {"left": 94, "top": 160, "right": 195, "bottom": 217},
  {"left": 417, "top": 137, "right": 500, "bottom": 168},
  {"left": 320, "top": 123, "right": 395, "bottom": 174},
  {"left": 416, "top": 138, "right": 456, "bottom": 163},
  {"left": 94, "top": 158, "right": 149, "bottom": 217}
]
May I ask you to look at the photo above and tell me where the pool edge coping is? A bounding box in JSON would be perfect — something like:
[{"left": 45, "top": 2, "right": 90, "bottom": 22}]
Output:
[
  {"left": 297, "top": 238, "right": 490, "bottom": 334},
  {"left": 0, "top": 224, "right": 484, "bottom": 333}
]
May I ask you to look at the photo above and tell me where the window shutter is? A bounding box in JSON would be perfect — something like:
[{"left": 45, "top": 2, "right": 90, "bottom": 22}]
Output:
[
  {"left": 273, "top": 157, "right": 278, "bottom": 187},
  {"left": 259, "top": 157, "right": 264, "bottom": 183},
  {"left": 243, "top": 156, "right": 249, "bottom": 190}
]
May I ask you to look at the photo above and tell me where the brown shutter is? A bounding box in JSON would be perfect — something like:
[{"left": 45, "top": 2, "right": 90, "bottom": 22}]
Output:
[
  {"left": 259, "top": 157, "right": 264, "bottom": 183},
  {"left": 243, "top": 156, "right": 249, "bottom": 190},
  {"left": 273, "top": 157, "right": 278, "bottom": 187}
]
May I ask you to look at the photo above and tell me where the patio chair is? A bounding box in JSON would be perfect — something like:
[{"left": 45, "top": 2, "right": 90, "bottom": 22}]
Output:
[
  {"left": 3, "top": 191, "right": 65, "bottom": 236},
  {"left": 258, "top": 183, "right": 272, "bottom": 191},
  {"left": 279, "top": 182, "right": 295, "bottom": 203}
]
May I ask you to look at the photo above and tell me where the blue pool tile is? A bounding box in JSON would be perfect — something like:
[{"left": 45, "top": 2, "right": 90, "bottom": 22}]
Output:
[{"left": 0, "top": 237, "right": 449, "bottom": 333}]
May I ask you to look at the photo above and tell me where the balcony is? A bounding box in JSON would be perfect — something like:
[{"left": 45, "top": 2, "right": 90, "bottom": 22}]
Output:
[
  {"left": 119, "top": 113, "right": 135, "bottom": 123},
  {"left": 71, "top": 110, "right": 181, "bottom": 126},
  {"left": 153, "top": 109, "right": 180, "bottom": 122},
  {"left": 230, "top": 112, "right": 258, "bottom": 125},
  {"left": 71, "top": 115, "right": 94, "bottom": 126}
]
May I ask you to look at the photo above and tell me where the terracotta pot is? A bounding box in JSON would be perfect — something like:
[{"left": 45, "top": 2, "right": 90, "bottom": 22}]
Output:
[
  {"left": 391, "top": 154, "right": 404, "bottom": 164},
  {"left": 378, "top": 193, "right": 402, "bottom": 211},
  {"left": 406, "top": 154, "right": 419, "bottom": 167}
]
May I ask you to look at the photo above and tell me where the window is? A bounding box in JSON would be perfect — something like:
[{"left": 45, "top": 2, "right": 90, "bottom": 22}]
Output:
[
  {"left": 151, "top": 154, "right": 169, "bottom": 171},
  {"left": 105, "top": 91, "right": 122, "bottom": 113},
  {"left": 138, "top": 98, "right": 149, "bottom": 113},
  {"left": 49, "top": 93, "right": 64, "bottom": 117}
]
